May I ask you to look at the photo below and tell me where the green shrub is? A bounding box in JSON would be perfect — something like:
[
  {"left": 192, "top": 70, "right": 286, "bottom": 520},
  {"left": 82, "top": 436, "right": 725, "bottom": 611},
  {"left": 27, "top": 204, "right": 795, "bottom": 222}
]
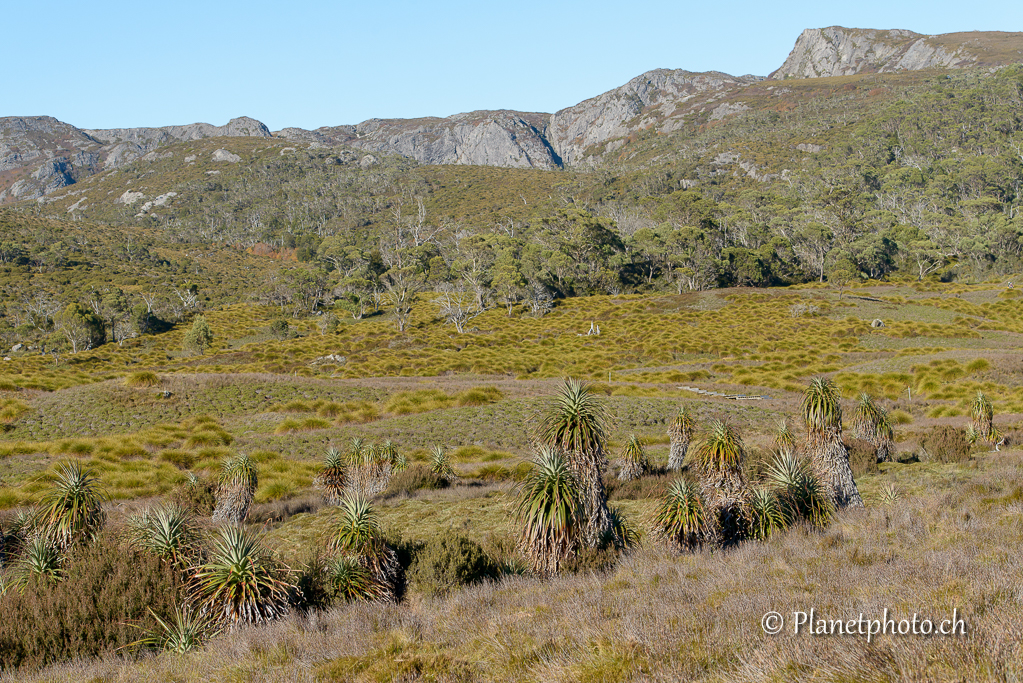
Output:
[
  {"left": 381, "top": 465, "right": 448, "bottom": 499},
  {"left": 171, "top": 474, "right": 217, "bottom": 516},
  {"left": 846, "top": 438, "right": 879, "bottom": 476},
  {"left": 0, "top": 533, "right": 183, "bottom": 672},
  {"left": 921, "top": 426, "right": 971, "bottom": 463},
  {"left": 407, "top": 533, "right": 497, "bottom": 596}
]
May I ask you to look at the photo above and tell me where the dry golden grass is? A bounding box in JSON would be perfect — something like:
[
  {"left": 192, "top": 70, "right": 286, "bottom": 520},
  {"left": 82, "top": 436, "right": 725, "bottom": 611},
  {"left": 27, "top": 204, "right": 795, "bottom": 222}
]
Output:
[{"left": 15, "top": 447, "right": 1023, "bottom": 682}]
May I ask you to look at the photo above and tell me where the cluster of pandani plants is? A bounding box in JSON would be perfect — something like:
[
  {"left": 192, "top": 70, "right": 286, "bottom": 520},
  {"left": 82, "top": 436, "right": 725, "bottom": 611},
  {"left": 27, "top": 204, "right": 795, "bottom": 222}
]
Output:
[
  {"left": 0, "top": 444, "right": 418, "bottom": 655},
  {"left": 313, "top": 438, "right": 408, "bottom": 503},
  {"left": 515, "top": 376, "right": 909, "bottom": 574}
]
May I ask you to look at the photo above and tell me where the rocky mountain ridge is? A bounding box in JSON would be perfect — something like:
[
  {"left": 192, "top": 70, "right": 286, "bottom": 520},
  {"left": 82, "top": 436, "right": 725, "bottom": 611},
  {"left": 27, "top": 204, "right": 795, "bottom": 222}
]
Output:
[
  {"left": 769, "top": 27, "right": 1023, "bottom": 79},
  {"left": 3, "top": 27, "right": 1022, "bottom": 204}
]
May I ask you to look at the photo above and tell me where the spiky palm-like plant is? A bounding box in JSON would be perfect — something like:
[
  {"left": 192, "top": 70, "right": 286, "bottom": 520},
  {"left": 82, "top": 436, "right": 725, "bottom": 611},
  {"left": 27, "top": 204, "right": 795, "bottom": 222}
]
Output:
[
  {"left": 774, "top": 420, "right": 798, "bottom": 457},
  {"left": 314, "top": 447, "right": 347, "bottom": 506},
  {"left": 213, "top": 454, "right": 257, "bottom": 524},
  {"left": 326, "top": 554, "right": 389, "bottom": 602},
  {"left": 965, "top": 424, "right": 980, "bottom": 445},
  {"left": 188, "top": 525, "right": 293, "bottom": 626},
  {"left": 127, "top": 504, "right": 201, "bottom": 567},
  {"left": 801, "top": 377, "right": 863, "bottom": 508},
  {"left": 766, "top": 453, "right": 834, "bottom": 529},
  {"left": 667, "top": 404, "right": 695, "bottom": 471},
  {"left": 616, "top": 435, "right": 647, "bottom": 481},
  {"left": 853, "top": 393, "right": 894, "bottom": 463},
  {"left": 651, "top": 478, "right": 708, "bottom": 552},
  {"left": 533, "top": 379, "right": 617, "bottom": 549},
  {"left": 690, "top": 420, "right": 750, "bottom": 543},
  {"left": 35, "top": 461, "right": 107, "bottom": 550},
  {"left": 348, "top": 437, "right": 365, "bottom": 464},
  {"left": 747, "top": 488, "right": 788, "bottom": 540},
  {"left": 515, "top": 447, "right": 582, "bottom": 575},
  {"left": 380, "top": 440, "right": 398, "bottom": 463},
  {"left": 878, "top": 482, "right": 903, "bottom": 507},
  {"left": 328, "top": 493, "right": 399, "bottom": 597},
  {"left": 874, "top": 409, "right": 895, "bottom": 463},
  {"left": 392, "top": 451, "right": 408, "bottom": 473},
  {"left": 14, "top": 536, "right": 63, "bottom": 587},
  {"left": 853, "top": 393, "right": 882, "bottom": 441},
  {"left": 430, "top": 446, "right": 457, "bottom": 480},
  {"left": 133, "top": 606, "right": 221, "bottom": 653},
  {"left": 971, "top": 391, "right": 995, "bottom": 442}
]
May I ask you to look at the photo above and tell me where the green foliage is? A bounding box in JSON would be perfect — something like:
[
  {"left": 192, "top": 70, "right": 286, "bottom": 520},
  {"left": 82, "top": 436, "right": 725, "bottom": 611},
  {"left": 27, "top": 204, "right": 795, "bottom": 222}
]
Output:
[
  {"left": 314, "top": 446, "right": 347, "bottom": 506},
  {"left": 34, "top": 461, "right": 106, "bottom": 550},
  {"left": 766, "top": 453, "right": 834, "bottom": 529},
  {"left": 326, "top": 494, "right": 399, "bottom": 598},
  {"left": 651, "top": 478, "right": 709, "bottom": 552},
  {"left": 746, "top": 487, "right": 788, "bottom": 541},
  {"left": 187, "top": 526, "right": 293, "bottom": 626},
  {"left": 429, "top": 446, "right": 456, "bottom": 480},
  {"left": 691, "top": 420, "right": 746, "bottom": 473},
  {"left": 132, "top": 605, "right": 221, "bottom": 654},
  {"left": 407, "top": 533, "right": 497, "bottom": 596},
  {"left": 970, "top": 391, "right": 995, "bottom": 442},
  {"left": 213, "top": 453, "right": 257, "bottom": 524},
  {"left": 126, "top": 504, "right": 201, "bottom": 567},
  {"left": 802, "top": 377, "right": 843, "bottom": 435},
  {"left": 515, "top": 447, "right": 582, "bottom": 575},
  {"left": 324, "top": 554, "right": 387, "bottom": 602},
  {"left": 616, "top": 434, "right": 647, "bottom": 481},
  {"left": 182, "top": 315, "right": 214, "bottom": 355},
  {"left": 534, "top": 379, "right": 610, "bottom": 460}
]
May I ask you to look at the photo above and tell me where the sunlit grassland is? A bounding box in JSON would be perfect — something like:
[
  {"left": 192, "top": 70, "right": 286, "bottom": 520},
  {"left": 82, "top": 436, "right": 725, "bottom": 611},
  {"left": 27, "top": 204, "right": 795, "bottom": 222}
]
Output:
[{"left": 1, "top": 281, "right": 1021, "bottom": 513}]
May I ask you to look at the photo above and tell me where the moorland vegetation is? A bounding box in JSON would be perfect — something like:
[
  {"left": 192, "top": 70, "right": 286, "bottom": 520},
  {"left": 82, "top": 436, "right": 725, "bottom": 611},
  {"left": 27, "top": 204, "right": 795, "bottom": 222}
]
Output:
[{"left": 0, "top": 61, "right": 1021, "bottom": 682}]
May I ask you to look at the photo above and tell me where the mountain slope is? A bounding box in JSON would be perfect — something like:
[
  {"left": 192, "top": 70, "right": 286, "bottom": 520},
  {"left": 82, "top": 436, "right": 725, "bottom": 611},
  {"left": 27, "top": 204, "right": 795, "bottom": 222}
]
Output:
[
  {"left": 0, "top": 117, "right": 270, "bottom": 203},
  {"left": 3, "top": 26, "right": 1023, "bottom": 204}
]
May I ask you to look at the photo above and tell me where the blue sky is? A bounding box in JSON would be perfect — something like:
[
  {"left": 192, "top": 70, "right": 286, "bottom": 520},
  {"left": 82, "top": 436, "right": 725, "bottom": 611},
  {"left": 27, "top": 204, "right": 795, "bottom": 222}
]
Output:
[{"left": 4, "top": 0, "right": 1021, "bottom": 131}]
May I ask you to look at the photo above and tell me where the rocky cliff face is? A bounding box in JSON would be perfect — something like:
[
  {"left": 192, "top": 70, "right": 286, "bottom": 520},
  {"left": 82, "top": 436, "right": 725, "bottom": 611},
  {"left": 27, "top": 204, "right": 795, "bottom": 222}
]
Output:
[
  {"left": 547, "top": 69, "right": 762, "bottom": 165},
  {"left": 768, "top": 27, "right": 1022, "bottom": 79},
  {"left": 279, "top": 111, "right": 561, "bottom": 169}
]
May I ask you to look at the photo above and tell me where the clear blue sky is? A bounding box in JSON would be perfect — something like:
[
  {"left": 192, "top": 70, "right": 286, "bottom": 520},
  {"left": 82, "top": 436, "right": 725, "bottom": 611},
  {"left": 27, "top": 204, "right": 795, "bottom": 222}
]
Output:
[{"left": 4, "top": 0, "right": 1021, "bottom": 131}]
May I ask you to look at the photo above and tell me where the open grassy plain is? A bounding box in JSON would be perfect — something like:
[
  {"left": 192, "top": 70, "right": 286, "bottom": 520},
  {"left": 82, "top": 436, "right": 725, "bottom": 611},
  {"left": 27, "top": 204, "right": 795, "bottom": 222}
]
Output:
[{"left": 0, "top": 275, "right": 1021, "bottom": 680}]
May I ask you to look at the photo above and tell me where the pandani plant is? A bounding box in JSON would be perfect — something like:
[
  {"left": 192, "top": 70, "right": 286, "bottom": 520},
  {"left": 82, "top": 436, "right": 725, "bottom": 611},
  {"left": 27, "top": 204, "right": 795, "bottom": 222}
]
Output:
[
  {"left": 533, "top": 379, "right": 620, "bottom": 549},
  {"left": 801, "top": 377, "right": 863, "bottom": 508}
]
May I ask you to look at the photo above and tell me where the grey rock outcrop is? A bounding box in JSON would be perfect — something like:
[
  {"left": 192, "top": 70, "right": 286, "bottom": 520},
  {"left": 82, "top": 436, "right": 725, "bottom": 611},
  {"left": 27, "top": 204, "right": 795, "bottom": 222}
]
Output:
[
  {"left": 547, "top": 69, "right": 762, "bottom": 165},
  {"left": 768, "top": 27, "right": 1000, "bottom": 79},
  {"left": 211, "top": 149, "right": 241, "bottom": 163},
  {"left": 280, "top": 111, "right": 562, "bottom": 169},
  {"left": 0, "top": 116, "right": 270, "bottom": 203}
]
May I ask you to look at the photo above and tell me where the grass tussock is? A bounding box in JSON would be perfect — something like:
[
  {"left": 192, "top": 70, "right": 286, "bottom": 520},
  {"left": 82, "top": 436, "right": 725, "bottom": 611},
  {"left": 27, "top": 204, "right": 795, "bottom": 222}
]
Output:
[{"left": 123, "top": 371, "right": 161, "bottom": 388}]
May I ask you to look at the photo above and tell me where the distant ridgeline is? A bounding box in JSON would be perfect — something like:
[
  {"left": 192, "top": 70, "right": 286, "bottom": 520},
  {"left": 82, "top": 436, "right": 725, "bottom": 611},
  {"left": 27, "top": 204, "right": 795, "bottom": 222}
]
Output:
[{"left": 1, "top": 26, "right": 1022, "bottom": 349}]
